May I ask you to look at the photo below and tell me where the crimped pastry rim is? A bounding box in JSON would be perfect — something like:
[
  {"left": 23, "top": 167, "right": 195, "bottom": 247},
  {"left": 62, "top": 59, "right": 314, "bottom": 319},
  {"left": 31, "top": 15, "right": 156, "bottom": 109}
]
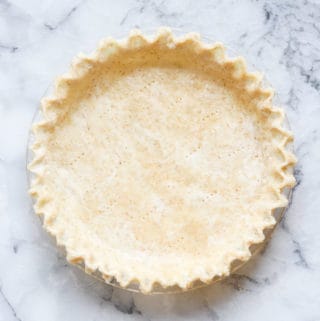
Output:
[{"left": 28, "top": 27, "right": 297, "bottom": 293}]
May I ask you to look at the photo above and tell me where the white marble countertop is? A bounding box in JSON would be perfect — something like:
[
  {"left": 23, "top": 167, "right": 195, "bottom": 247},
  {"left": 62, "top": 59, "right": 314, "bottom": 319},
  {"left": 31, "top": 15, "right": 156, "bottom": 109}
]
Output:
[{"left": 1, "top": 0, "right": 320, "bottom": 320}]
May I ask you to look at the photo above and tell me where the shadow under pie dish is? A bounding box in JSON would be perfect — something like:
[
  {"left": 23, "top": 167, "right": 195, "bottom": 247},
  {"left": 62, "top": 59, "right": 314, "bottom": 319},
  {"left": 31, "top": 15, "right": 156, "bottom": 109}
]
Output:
[{"left": 28, "top": 28, "right": 296, "bottom": 293}]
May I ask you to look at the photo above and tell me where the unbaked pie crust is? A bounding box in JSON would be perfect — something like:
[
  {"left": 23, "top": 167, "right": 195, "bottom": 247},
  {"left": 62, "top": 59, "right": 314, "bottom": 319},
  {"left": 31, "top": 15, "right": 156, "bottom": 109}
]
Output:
[{"left": 29, "top": 28, "right": 296, "bottom": 293}]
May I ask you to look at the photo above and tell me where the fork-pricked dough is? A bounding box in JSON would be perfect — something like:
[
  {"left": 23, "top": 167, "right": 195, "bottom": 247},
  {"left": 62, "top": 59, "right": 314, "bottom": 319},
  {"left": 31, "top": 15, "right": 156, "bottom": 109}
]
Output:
[{"left": 29, "top": 28, "right": 296, "bottom": 292}]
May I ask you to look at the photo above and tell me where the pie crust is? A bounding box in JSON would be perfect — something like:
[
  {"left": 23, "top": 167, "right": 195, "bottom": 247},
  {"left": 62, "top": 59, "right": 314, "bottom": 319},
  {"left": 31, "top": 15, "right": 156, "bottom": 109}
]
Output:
[{"left": 29, "top": 28, "right": 296, "bottom": 293}]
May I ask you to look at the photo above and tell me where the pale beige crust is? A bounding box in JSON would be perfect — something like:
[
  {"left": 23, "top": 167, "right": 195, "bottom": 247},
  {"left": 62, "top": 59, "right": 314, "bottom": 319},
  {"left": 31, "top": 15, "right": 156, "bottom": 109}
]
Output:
[{"left": 29, "top": 28, "right": 296, "bottom": 293}]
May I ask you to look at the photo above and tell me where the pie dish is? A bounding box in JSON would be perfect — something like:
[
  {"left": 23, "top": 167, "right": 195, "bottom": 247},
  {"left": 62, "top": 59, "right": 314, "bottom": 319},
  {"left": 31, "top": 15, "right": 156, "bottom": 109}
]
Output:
[{"left": 28, "top": 28, "right": 296, "bottom": 293}]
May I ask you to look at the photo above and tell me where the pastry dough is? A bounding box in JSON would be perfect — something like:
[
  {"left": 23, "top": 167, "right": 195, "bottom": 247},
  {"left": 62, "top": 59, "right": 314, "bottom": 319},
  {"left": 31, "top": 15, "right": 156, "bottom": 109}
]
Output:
[{"left": 29, "top": 28, "right": 296, "bottom": 293}]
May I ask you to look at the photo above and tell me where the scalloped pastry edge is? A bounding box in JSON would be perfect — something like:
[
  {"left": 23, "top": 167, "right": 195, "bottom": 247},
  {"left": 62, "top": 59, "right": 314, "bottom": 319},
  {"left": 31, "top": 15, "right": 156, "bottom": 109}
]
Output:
[{"left": 28, "top": 27, "right": 297, "bottom": 293}]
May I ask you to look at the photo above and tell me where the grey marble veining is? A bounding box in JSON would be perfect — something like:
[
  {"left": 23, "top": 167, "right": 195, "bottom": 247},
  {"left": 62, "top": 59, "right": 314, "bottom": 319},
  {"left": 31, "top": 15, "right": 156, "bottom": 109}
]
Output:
[{"left": 0, "top": 1, "right": 320, "bottom": 320}]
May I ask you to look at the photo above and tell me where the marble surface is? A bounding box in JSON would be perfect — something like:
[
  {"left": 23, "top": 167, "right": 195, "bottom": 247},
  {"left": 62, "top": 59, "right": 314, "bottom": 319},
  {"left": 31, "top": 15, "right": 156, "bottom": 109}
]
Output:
[{"left": 0, "top": 0, "right": 320, "bottom": 320}]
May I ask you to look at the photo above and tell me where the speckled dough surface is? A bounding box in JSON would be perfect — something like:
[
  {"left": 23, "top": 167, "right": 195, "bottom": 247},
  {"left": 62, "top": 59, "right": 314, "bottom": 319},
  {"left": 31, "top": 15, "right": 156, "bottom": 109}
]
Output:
[{"left": 29, "top": 28, "right": 296, "bottom": 292}]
